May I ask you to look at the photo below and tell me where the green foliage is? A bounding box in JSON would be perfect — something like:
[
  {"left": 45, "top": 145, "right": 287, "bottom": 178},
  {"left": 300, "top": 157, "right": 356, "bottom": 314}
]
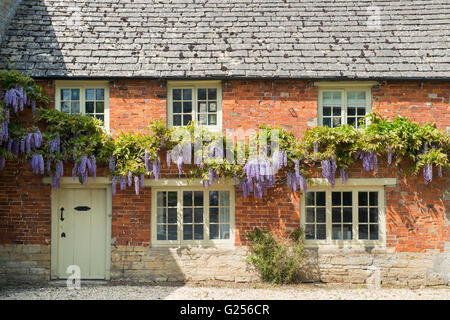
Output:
[{"left": 247, "top": 227, "right": 307, "bottom": 284}]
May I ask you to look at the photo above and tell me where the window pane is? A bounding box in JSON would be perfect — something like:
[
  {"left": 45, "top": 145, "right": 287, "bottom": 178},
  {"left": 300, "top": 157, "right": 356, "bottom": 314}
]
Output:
[
  {"left": 183, "top": 208, "right": 193, "bottom": 223},
  {"left": 157, "top": 192, "right": 166, "bottom": 207},
  {"left": 157, "top": 225, "right": 166, "bottom": 240},
  {"left": 183, "top": 101, "right": 192, "bottom": 113},
  {"left": 343, "top": 192, "right": 352, "bottom": 206},
  {"left": 208, "top": 114, "right": 217, "bottom": 125},
  {"left": 173, "top": 89, "right": 181, "bottom": 100},
  {"left": 168, "top": 225, "right": 177, "bottom": 240},
  {"left": 208, "top": 102, "right": 217, "bottom": 112},
  {"left": 343, "top": 208, "right": 352, "bottom": 223},
  {"left": 332, "top": 225, "right": 341, "bottom": 240},
  {"left": 183, "top": 89, "right": 192, "bottom": 100},
  {"left": 157, "top": 208, "right": 166, "bottom": 223},
  {"left": 208, "top": 88, "right": 217, "bottom": 100},
  {"left": 306, "top": 208, "right": 315, "bottom": 223},
  {"left": 369, "top": 208, "right": 378, "bottom": 223},
  {"left": 209, "top": 191, "right": 219, "bottom": 206},
  {"left": 323, "top": 106, "right": 331, "bottom": 116},
  {"left": 343, "top": 224, "right": 352, "bottom": 240},
  {"left": 96, "top": 101, "right": 104, "bottom": 113},
  {"left": 198, "top": 114, "right": 207, "bottom": 125},
  {"left": 86, "top": 102, "right": 94, "bottom": 113},
  {"left": 61, "top": 101, "right": 70, "bottom": 113},
  {"left": 332, "top": 107, "right": 341, "bottom": 116},
  {"left": 332, "top": 192, "right": 341, "bottom": 206},
  {"left": 359, "top": 225, "right": 369, "bottom": 240},
  {"left": 168, "top": 208, "right": 177, "bottom": 223},
  {"left": 348, "top": 107, "right": 356, "bottom": 116},
  {"left": 194, "top": 225, "right": 204, "bottom": 240},
  {"left": 173, "top": 115, "right": 182, "bottom": 126},
  {"left": 71, "top": 89, "right": 80, "bottom": 100},
  {"left": 316, "top": 192, "right": 325, "bottom": 206},
  {"left": 333, "top": 117, "right": 341, "bottom": 127},
  {"left": 61, "top": 89, "right": 70, "bottom": 101},
  {"left": 183, "top": 115, "right": 192, "bottom": 126},
  {"left": 358, "top": 208, "right": 368, "bottom": 223},
  {"left": 210, "top": 207, "right": 219, "bottom": 223},
  {"left": 71, "top": 102, "right": 80, "bottom": 113},
  {"left": 220, "top": 207, "right": 229, "bottom": 223},
  {"left": 220, "top": 191, "right": 230, "bottom": 206},
  {"left": 316, "top": 224, "right": 326, "bottom": 240},
  {"left": 96, "top": 89, "right": 104, "bottom": 100},
  {"left": 369, "top": 192, "right": 378, "bottom": 206},
  {"left": 358, "top": 192, "right": 368, "bottom": 206},
  {"left": 194, "top": 208, "right": 203, "bottom": 223},
  {"left": 198, "top": 102, "right": 207, "bottom": 113},
  {"left": 194, "top": 191, "right": 203, "bottom": 206},
  {"left": 305, "top": 224, "right": 315, "bottom": 240},
  {"left": 173, "top": 102, "right": 182, "bottom": 113},
  {"left": 210, "top": 224, "right": 219, "bottom": 239},
  {"left": 220, "top": 224, "right": 230, "bottom": 239},
  {"left": 332, "top": 208, "right": 341, "bottom": 223},
  {"left": 183, "top": 191, "right": 192, "bottom": 206},
  {"left": 198, "top": 88, "right": 207, "bottom": 100},
  {"left": 168, "top": 192, "right": 177, "bottom": 206},
  {"left": 370, "top": 224, "right": 379, "bottom": 240},
  {"left": 85, "top": 89, "right": 94, "bottom": 100},
  {"left": 95, "top": 115, "right": 104, "bottom": 123},
  {"left": 183, "top": 225, "right": 193, "bottom": 240},
  {"left": 323, "top": 118, "right": 331, "bottom": 127},
  {"left": 306, "top": 192, "right": 315, "bottom": 206}
]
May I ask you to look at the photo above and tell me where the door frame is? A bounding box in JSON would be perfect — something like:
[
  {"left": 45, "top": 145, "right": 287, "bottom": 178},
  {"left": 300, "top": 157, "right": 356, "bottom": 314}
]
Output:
[{"left": 47, "top": 177, "right": 112, "bottom": 280}]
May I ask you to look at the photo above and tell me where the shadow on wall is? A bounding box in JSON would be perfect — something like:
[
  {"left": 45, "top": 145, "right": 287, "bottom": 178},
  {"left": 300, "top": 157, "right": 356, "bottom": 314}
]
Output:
[{"left": 0, "top": 0, "right": 69, "bottom": 76}]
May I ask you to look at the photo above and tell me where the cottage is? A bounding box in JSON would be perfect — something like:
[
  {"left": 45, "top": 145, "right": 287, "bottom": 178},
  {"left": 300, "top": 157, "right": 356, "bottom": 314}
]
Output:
[{"left": 0, "top": 0, "right": 449, "bottom": 287}]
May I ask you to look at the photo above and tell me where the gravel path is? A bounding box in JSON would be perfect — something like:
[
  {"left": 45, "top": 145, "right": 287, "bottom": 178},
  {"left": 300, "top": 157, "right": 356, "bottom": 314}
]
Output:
[{"left": 1, "top": 282, "right": 449, "bottom": 300}]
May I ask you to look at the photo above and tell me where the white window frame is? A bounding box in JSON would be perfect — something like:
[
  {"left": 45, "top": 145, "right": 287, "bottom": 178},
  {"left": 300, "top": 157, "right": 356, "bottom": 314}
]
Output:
[
  {"left": 55, "top": 80, "right": 110, "bottom": 131},
  {"left": 167, "top": 80, "right": 222, "bottom": 131},
  {"left": 316, "top": 82, "right": 375, "bottom": 128},
  {"left": 300, "top": 178, "right": 391, "bottom": 248},
  {"left": 151, "top": 183, "right": 235, "bottom": 247}
]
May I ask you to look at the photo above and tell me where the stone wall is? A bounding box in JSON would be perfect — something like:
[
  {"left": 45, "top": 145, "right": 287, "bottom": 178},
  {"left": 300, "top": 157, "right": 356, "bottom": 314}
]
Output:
[
  {"left": 0, "top": 0, "right": 21, "bottom": 43},
  {"left": 0, "top": 244, "right": 50, "bottom": 283}
]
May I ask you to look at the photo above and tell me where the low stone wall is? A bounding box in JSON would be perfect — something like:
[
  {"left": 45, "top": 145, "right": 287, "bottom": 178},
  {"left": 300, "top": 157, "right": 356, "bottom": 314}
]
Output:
[
  {"left": 0, "top": 244, "right": 51, "bottom": 283},
  {"left": 111, "top": 244, "right": 449, "bottom": 287},
  {"left": 111, "top": 245, "right": 259, "bottom": 282}
]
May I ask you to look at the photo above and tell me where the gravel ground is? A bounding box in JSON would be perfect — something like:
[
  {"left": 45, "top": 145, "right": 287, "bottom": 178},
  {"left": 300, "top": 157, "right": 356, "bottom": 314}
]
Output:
[{"left": 1, "top": 282, "right": 449, "bottom": 300}]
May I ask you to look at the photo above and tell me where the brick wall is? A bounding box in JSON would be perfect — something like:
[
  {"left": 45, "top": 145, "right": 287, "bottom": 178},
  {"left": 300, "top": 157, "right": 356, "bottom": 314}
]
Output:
[{"left": 0, "top": 79, "right": 448, "bottom": 285}]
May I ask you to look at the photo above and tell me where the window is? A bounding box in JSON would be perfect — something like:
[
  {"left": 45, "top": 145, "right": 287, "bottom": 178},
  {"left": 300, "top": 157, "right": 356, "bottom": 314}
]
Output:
[
  {"left": 152, "top": 187, "right": 234, "bottom": 245},
  {"left": 318, "top": 87, "right": 372, "bottom": 128},
  {"left": 55, "top": 81, "right": 109, "bottom": 130},
  {"left": 167, "top": 81, "right": 222, "bottom": 130},
  {"left": 301, "top": 186, "right": 385, "bottom": 246}
]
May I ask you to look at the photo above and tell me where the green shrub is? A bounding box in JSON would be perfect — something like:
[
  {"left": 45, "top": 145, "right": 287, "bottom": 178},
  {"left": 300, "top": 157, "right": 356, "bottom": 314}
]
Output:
[{"left": 246, "top": 227, "right": 307, "bottom": 284}]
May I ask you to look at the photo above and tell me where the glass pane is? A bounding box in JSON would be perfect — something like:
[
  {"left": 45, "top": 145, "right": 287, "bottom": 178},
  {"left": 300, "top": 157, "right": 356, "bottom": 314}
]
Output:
[
  {"left": 359, "top": 225, "right": 368, "bottom": 240},
  {"left": 208, "top": 114, "right": 217, "bottom": 125},
  {"left": 332, "top": 208, "right": 341, "bottom": 223},
  {"left": 332, "top": 92, "right": 342, "bottom": 103},
  {"left": 343, "top": 208, "right": 352, "bottom": 223},
  {"left": 85, "top": 89, "right": 95, "bottom": 100},
  {"left": 95, "top": 115, "right": 104, "bottom": 123},
  {"left": 348, "top": 107, "right": 356, "bottom": 116},
  {"left": 194, "top": 191, "right": 203, "bottom": 206},
  {"left": 343, "top": 224, "right": 352, "bottom": 240},
  {"left": 220, "top": 224, "right": 230, "bottom": 239},
  {"left": 183, "top": 225, "right": 193, "bottom": 240},
  {"left": 369, "top": 208, "right": 378, "bottom": 223},
  {"left": 323, "top": 106, "right": 331, "bottom": 116},
  {"left": 220, "top": 207, "right": 229, "bottom": 223},
  {"left": 168, "top": 208, "right": 177, "bottom": 223},
  {"left": 333, "top": 117, "right": 341, "bottom": 127},
  {"left": 71, "top": 89, "right": 80, "bottom": 100},
  {"left": 173, "top": 102, "right": 182, "bottom": 113},
  {"left": 157, "top": 225, "right": 166, "bottom": 240},
  {"left": 96, "top": 101, "right": 104, "bottom": 113},
  {"left": 198, "top": 88, "right": 207, "bottom": 100},
  {"left": 316, "top": 208, "right": 326, "bottom": 223},
  {"left": 157, "top": 208, "right": 166, "bottom": 224},
  {"left": 370, "top": 224, "right": 379, "bottom": 240},
  {"left": 96, "top": 89, "right": 104, "bottom": 100},
  {"left": 183, "top": 89, "right": 192, "bottom": 100},
  {"left": 316, "top": 192, "right": 326, "bottom": 206},
  {"left": 61, "top": 101, "right": 70, "bottom": 113},
  {"left": 358, "top": 192, "right": 368, "bottom": 206},
  {"left": 343, "top": 192, "right": 352, "bottom": 206},
  {"left": 157, "top": 192, "right": 166, "bottom": 207},
  {"left": 183, "top": 191, "right": 192, "bottom": 206},
  {"left": 173, "top": 115, "right": 182, "bottom": 126},
  {"left": 173, "top": 89, "right": 182, "bottom": 100},
  {"left": 194, "top": 225, "right": 204, "bottom": 240},
  {"left": 183, "top": 208, "right": 192, "bottom": 223},
  {"left": 220, "top": 191, "right": 230, "bottom": 206},
  {"left": 357, "top": 107, "right": 366, "bottom": 116},
  {"left": 210, "top": 207, "right": 219, "bottom": 223},
  {"left": 71, "top": 102, "right": 80, "bottom": 113},
  {"left": 198, "top": 102, "right": 207, "bottom": 113},
  {"left": 332, "top": 225, "right": 342, "bottom": 240},
  {"left": 182, "top": 115, "right": 192, "bottom": 126},
  {"left": 306, "top": 208, "right": 315, "bottom": 223},
  {"left": 305, "top": 224, "right": 315, "bottom": 240},
  {"left": 198, "top": 114, "right": 207, "bottom": 125},
  {"left": 194, "top": 208, "right": 203, "bottom": 223},
  {"left": 306, "top": 192, "right": 315, "bottom": 206},
  {"left": 61, "top": 89, "right": 70, "bottom": 101},
  {"left": 183, "top": 101, "right": 192, "bottom": 113},
  {"left": 348, "top": 118, "right": 356, "bottom": 127},
  {"left": 168, "top": 225, "right": 177, "bottom": 240},
  {"left": 210, "top": 224, "right": 219, "bottom": 240},
  {"left": 332, "top": 192, "right": 341, "bottom": 206},
  {"left": 86, "top": 101, "right": 94, "bottom": 113},
  {"left": 209, "top": 191, "right": 219, "bottom": 206},
  {"left": 208, "top": 102, "right": 217, "bottom": 112},
  {"left": 168, "top": 192, "right": 177, "bottom": 206},
  {"left": 359, "top": 208, "right": 368, "bottom": 223},
  {"left": 332, "top": 107, "right": 341, "bottom": 116},
  {"left": 323, "top": 117, "right": 331, "bottom": 127},
  {"left": 316, "top": 224, "right": 326, "bottom": 240},
  {"left": 208, "top": 88, "right": 217, "bottom": 100},
  {"left": 369, "top": 192, "right": 378, "bottom": 206}
]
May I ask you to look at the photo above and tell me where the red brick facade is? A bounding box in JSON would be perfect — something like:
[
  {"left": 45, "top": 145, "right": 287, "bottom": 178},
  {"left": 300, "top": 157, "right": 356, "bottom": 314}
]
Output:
[{"left": 0, "top": 79, "right": 449, "bottom": 256}]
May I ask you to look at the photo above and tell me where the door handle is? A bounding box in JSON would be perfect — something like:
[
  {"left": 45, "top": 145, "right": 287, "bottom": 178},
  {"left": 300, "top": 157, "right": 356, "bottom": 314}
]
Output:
[{"left": 60, "top": 207, "right": 64, "bottom": 221}]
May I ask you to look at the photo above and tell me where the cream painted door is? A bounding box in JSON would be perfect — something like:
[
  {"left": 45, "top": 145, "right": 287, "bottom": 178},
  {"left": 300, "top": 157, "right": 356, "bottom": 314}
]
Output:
[{"left": 57, "top": 188, "right": 107, "bottom": 279}]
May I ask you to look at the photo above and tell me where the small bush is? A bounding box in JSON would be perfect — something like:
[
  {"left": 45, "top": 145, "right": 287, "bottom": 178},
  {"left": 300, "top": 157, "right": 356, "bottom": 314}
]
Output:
[{"left": 246, "top": 227, "right": 308, "bottom": 284}]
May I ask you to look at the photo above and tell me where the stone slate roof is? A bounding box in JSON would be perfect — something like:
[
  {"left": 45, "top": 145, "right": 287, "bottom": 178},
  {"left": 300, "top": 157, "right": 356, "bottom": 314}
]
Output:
[{"left": 0, "top": 0, "right": 449, "bottom": 79}]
